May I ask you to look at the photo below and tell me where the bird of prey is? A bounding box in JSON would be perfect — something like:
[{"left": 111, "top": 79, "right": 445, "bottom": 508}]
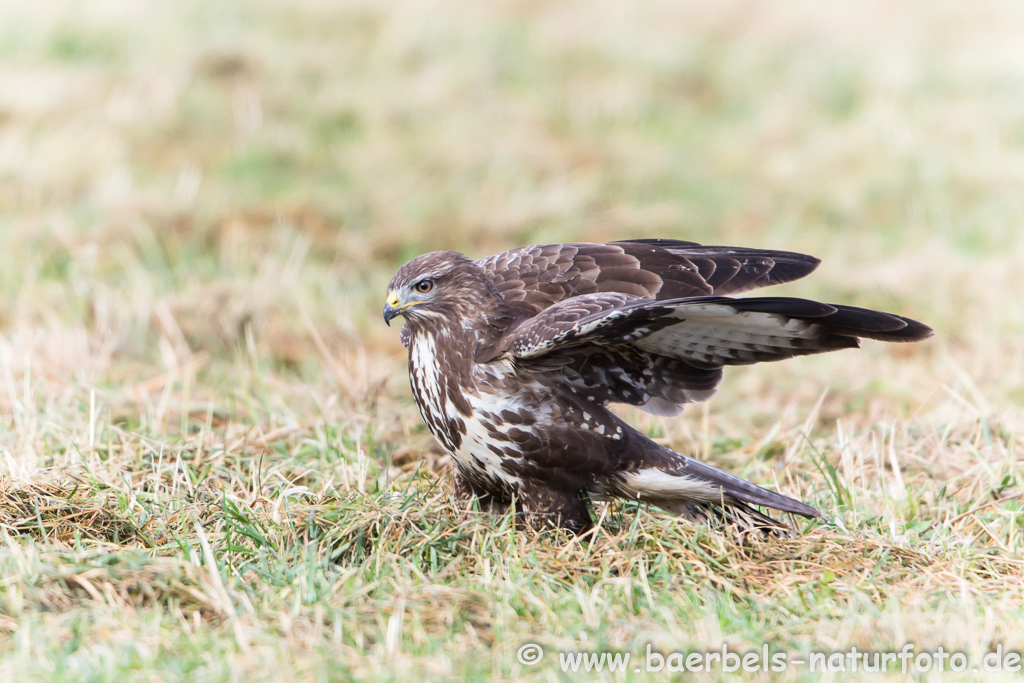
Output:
[{"left": 383, "top": 239, "right": 932, "bottom": 533}]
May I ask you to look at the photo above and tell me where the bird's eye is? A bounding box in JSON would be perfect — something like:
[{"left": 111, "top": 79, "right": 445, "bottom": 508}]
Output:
[{"left": 414, "top": 279, "right": 433, "bottom": 294}]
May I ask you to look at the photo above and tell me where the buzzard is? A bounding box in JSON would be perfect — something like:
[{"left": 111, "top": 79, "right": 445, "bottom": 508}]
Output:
[{"left": 384, "top": 239, "right": 932, "bottom": 533}]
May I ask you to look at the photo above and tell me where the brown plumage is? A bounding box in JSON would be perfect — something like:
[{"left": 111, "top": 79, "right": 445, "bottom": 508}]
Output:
[{"left": 383, "top": 240, "right": 932, "bottom": 534}]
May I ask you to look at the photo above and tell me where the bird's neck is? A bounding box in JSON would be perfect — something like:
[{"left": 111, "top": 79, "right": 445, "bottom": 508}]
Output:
[
  {"left": 408, "top": 321, "right": 475, "bottom": 369},
  {"left": 405, "top": 322, "right": 475, "bottom": 430},
  {"left": 407, "top": 293, "right": 516, "bottom": 361},
  {"left": 404, "top": 295, "right": 515, "bottom": 407}
]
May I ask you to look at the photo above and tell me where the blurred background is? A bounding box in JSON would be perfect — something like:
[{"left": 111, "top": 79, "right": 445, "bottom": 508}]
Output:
[
  {"left": 1, "top": 0, "right": 1022, "bottom": 495},
  {"left": 1, "top": 0, "right": 1023, "bottom": 677},
  {"left": 2, "top": 0, "right": 1022, "bottom": 494},
  {"left": 2, "top": 0, "right": 1022, "bottom": 370}
]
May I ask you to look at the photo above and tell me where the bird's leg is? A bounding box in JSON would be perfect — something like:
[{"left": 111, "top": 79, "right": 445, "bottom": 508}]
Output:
[
  {"left": 453, "top": 467, "right": 511, "bottom": 516},
  {"left": 515, "top": 481, "right": 594, "bottom": 535}
]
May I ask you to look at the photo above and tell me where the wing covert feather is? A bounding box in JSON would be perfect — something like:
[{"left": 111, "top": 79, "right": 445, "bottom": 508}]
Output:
[{"left": 476, "top": 240, "right": 821, "bottom": 313}]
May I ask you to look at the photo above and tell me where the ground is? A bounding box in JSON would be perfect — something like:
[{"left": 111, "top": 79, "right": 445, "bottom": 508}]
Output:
[{"left": 0, "top": 0, "right": 1023, "bottom": 680}]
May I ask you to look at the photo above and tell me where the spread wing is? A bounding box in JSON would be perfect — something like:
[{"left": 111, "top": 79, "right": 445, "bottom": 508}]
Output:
[
  {"left": 400, "top": 239, "right": 821, "bottom": 347},
  {"left": 477, "top": 239, "right": 822, "bottom": 312},
  {"left": 505, "top": 293, "right": 933, "bottom": 417}
]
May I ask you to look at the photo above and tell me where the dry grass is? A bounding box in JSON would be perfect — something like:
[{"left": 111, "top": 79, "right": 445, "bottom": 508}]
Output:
[{"left": 1, "top": 0, "right": 1023, "bottom": 680}]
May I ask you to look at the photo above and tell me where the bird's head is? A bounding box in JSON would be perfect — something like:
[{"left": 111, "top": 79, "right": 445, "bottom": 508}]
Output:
[{"left": 384, "top": 251, "right": 494, "bottom": 327}]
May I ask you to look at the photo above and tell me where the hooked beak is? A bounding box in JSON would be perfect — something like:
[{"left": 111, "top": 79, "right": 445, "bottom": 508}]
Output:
[
  {"left": 384, "top": 291, "right": 428, "bottom": 326},
  {"left": 383, "top": 291, "right": 401, "bottom": 326}
]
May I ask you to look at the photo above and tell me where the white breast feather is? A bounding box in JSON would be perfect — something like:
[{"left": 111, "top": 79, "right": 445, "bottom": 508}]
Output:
[
  {"left": 411, "top": 340, "right": 525, "bottom": 488},
  {"left": 456, "top": 397, "right": 524, "bottom": 488}
]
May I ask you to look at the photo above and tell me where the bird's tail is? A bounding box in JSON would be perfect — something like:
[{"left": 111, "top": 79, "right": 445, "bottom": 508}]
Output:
[
  {"left": 673, "top": 501, "right": 793, "bottom": 537},
  {"left": 600, "top": 434, "right": 821, "bottom": 524}
]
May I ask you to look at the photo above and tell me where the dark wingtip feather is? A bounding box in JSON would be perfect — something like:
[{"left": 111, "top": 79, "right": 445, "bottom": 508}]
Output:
[
  {"left": 684, "top": 246, "right": 822, "bottom": 294},
  {"left": 612, "top": 240, "right": 822, "bottom": 295},
  {"left": 722, "top": 298, "right": 934, "bottom": 345},
  {"left": 890, "top": 316, "right": 934, "bottom": 342},
  {"left": 821, "top": 305, "right": 935, "bottom": 343},
  {"left": 739, "top": 254, "right": 822, "bottom": 291}
]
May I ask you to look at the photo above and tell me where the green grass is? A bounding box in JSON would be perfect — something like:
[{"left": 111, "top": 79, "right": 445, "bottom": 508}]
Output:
[{"left": 1, "top": 0, "right": 1023, "bottom": 680}]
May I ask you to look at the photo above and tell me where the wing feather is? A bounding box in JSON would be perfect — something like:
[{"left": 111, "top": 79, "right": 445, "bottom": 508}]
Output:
[
  {"left": 506, "top": 293, "right": 932, "bottom": 413},
  {"left": 477, "top": 240, "right": 821, "bottom": 314}
]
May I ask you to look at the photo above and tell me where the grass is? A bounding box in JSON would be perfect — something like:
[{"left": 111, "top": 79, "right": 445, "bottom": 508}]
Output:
[{"left": 1, "top": 0, "right": 1023, "bottom": 679}]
